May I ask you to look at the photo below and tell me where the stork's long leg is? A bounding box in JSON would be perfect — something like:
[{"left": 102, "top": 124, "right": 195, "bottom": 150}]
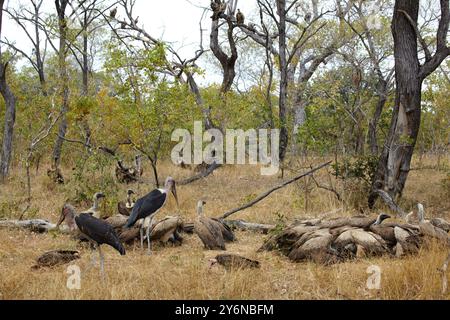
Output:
[
  {"left": 98, "top": 245, "right": 105, "bottom": 280},
  {"left": 140, "top": 225, "right": 144, "bottom": 249},
  {"left": 146, "top": 217, "right": 152, "bottom": 255},
  {"left": 90, "top": 241, "right": 97, "bottom": 266}
]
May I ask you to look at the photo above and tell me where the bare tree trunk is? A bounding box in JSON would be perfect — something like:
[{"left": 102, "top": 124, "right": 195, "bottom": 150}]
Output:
[
  {"left": 277, "top": 0, "right": 288, "bottom": 162},
  {"left": 369, "top": 0, "right": 450, "bottom": 207},
  {"left": 52, "top": 0, "right": 70, "bottom": 166},
  {"left": 0, "top": 63, "right": 17, "bottom": 182},
  {"left": 0, "top": 0, "right": 17, "bottom": 182},
  {"left": 209, "top": 11, "right": 237, "bottom": 94},
  {"left": 368, "top": 79, "right": 388, "bottom": 155}
]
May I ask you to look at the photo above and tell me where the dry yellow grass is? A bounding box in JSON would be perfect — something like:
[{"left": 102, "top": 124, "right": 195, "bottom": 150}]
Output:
[{"left": 0, "top": 154, "right": 449, "bottom": 300}]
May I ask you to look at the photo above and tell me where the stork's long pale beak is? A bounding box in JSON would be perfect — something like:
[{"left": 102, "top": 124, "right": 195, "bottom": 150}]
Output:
[{"left": 56, "top": 207, "right": 66, "bottom": 227}]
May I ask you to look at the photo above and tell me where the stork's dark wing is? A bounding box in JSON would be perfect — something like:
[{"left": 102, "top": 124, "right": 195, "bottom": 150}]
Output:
[
  {"left": 75, "top": 213, "right": 126, "bottom": 255},
  {"left": 125, "top": 189, "right": 167, "bottom": 227}
]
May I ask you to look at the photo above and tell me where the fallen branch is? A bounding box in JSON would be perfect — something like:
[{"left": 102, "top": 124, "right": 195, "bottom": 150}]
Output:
[
  {"left": 374, "top": 189, "right": 406, "bottom": 217},
  {"left": 0, "top": 219, "right": 56, "bottom": 233},
  {"left": 179, "top": 162, "right": 221, "bottom": 185},
  {"left": 223, "top": 220, "right": 275, "bottom": 234},
  {"left": 220, "top": 161, "right": 332, "bottom": 219},
  {"left": 311, "top": 174, "right": 342, "bottom": 201}
]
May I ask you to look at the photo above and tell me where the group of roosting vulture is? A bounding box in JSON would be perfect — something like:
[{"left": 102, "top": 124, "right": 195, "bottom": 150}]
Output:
[
  {"left": 261, "top": 204, "right": 450, "bottom": 265},
  {"left": 32, "top": 176, "right": 450, "bottom": 276}
]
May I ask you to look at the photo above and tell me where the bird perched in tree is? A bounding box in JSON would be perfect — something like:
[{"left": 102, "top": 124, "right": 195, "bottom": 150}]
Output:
[
  {"left": 109, "top": 7, "right": 117, "bottom": 19},
  {"left": 56, "top": 204, "right": 126, "bottom": 277},
  {"left": 304, "top": 12, "right": 312, "bottom": 23},
  {"left": 247, "top": 22, "right": 256, "bottom": 32},
  {"left": 32, "top": 250, "right": 80, "bottom": 270},
  {"left": 134, "top": 16, "right": 139, "bottom": 25},
  {"left": 124, "top": 176, "right": 179, "bottom": 255},
  {"left": 120, "top": 21, "right": 126, "bottom": 29},
  {"left": 236, "top": 9, "right": 245, "bottom": 24},
  {"left": 209, "top": 253, "right": 260, "bottom": 270}
]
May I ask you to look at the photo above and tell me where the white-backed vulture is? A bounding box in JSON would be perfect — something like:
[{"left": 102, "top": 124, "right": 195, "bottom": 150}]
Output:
[
  {"left": 32, "top": 250, "right": 80, "bottom": 270},
  {"left": 194, "top": 200, "right": 226, "bottom": 250},
  {"left": 149, "top": 216, "right": 184, "bottom": 245},
  {"left": 118, "top": 189, "right": 135, "bottom": 216},
  {"left": 83, "top": 192, "right": 105, "bottom": 218},
  {"left": 209, "top": 253, "right": 260, "bottom": 270}
]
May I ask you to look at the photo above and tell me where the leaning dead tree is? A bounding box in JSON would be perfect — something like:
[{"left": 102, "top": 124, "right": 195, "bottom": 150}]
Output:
[
  {"left": 52, "top": 0, "right": 70, "bottom": 169},
  {"left": 220, "top": 161, "right": 332, "bottom": 219}
]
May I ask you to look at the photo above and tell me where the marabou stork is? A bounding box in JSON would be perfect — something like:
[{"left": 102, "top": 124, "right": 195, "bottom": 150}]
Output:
[
  {"left": 57, "top": 204, "right": 126, "bottom": 277},
  {"left": 124, "top": 176, "right": 179, "bottom": 254}
]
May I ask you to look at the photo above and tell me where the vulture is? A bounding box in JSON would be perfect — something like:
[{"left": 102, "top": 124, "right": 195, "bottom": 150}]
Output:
[
  {"left": 83, "top": 192, "right": 105, "bottom": 219},
  {"left": 47, "top": 165, "right": 64, "bottom": 184},
  {"left": 105, "top": 214, "right": 128, "bottom": 229},
  {"left": 56, "top": 204, "right": 125, "bottom": 276},
  {"left": 236, "top": 9, "right": 245, "bottom": 24},
  {"left": 149, "top": 216, "right": 184, "bottom": 245},
  {"left": 118, "top": 216, "right": 185, "bottom": 245},
  {"left": 415, "top": 203, "right": 450, "bottom": 243},
  {"left": 109, "top": 7, "right": 117, "bottom": 18},
  {"left": 209, "top": 254, "right": 260, "bottom": 270},
  {"left": 115, "top": 157, "right": 142, "bottom": 184},
  {"left": 260, "top": 213, "right": 392, "bottom": 264},
  {"left": 194, "top": 200, "right": 226, "bottom": 250},
  {"left": 430, "top": 218, "right": 450, "bottom": 233},
  {"left": 32, "top": 250, "right": 80, "bottom": 270},
  {"left": 124, "top": 176, "right": 179, "bottom": 254},
  {"left": 118, "top": 189, "right": 135, "bottom": 216}
]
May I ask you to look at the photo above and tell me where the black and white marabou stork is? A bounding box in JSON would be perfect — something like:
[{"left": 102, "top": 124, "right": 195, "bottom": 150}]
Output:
[
  {"left": 56, "top": 204, "right": 126, "bottom": 277},
  {"left": 124, "top": 176, "right": 179, "bottom": 254}
]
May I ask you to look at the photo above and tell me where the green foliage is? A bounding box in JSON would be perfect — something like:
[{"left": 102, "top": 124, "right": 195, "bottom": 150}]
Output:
[{"left": 333, "top": 155, "right": 379, "bottom": 186}]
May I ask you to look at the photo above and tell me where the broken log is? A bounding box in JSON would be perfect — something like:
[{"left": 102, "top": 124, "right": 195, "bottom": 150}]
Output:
[
  {"left": 373, "top": 189, "right": 406, "bottom": 217},
  {"left": 179, "top": 162, "right": 221, "bottom": 185},
  {"left": 220, "top": 161, "right": 332, "bottom": 219},
  {"left": 223, "top": 220, "right": 275, "bottom": 234},
  {"left": 0, "top": 219, "right": 56, "bottom": 233}
]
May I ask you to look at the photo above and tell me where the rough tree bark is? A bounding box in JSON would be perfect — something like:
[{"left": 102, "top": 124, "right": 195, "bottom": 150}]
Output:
[
  {"left": 0, "top": 0, "right": 18, "bottom": 182},
  {"left": 52, "top": 0, "right": 70, "bottom": 167},
  {"left": 277, "top": 0, "right": 289, "bottom": 162},
  {"left": 210, "top": 9, "right": 238, "bottom": 94},
  {"left": 369, "top": 0, "right": 450, "bottom": 207}
]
